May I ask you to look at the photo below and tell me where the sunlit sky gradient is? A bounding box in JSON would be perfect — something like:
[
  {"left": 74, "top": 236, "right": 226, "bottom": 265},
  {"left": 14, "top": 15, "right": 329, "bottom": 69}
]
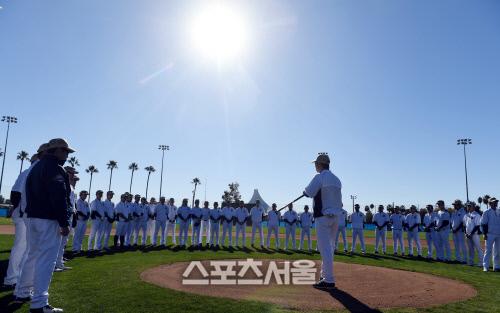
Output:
[{"left": 1, "top": 0, "right": 500, "bottom": 212}]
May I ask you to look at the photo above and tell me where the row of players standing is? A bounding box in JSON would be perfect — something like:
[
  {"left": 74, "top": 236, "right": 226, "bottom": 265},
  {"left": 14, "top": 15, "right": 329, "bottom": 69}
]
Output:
[
  {"left": 72, "top": 192, "right": 316, "bottom": 252},
  {"left": 338, "top": 199, "right": 499, "bottom": 272}
]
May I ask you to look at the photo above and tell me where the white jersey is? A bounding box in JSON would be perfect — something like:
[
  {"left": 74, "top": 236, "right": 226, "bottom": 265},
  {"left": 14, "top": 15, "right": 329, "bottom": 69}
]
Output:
[
  {"left": 405, "top": 213, "right": 421, "bottom": 229},
  {"left": 480, "top": 208, "right": 500, "bottom": 236},
  {"left": 463, "top": 211, "right": 481, "bottom": 235},
  {"left": 350, "top": 211, "right": 365, "bottom": 229},
  {"left": 11, "top": 161, "right": 38, "bottom": 218},
  {"left": 76, "top": 198, "right": 90, "bottom": 220},
  {"left": 250, "top": 206, "right": 264, "bottom": 223},
  {"left": 209, "top": 208, "right": 222, "bottom": 221},
  {"left": 91, "top": 199, "right": 106, "bottom": 220},
  {"left": 390, "top": 213, "right": 405, "bottom": 230},
  {"left": 235, "top": 207, "right": 249, "bottom": 224},
  {"left": 283, "top": 210, "right": 298, "bottom": 224},
  {"left": 338, "top": 209, "right": 348, "bottom": 227},
  {"left": 155, "top": 203, "right": 169, "bottom": 221},
  {"left": 267, "top": 210, "right": 281, "bottom": 226},
  {"left": 222, "top": 206, "right": 234, "bottom": 222},
  {"left": 191, "top": 207, "right": 203, "bottom": 224},
  {"left": 436, "top": 210, "right": 451, "bottom": 229},
  {"left": 201, "top": 207, "right": 210, "bottom": 221},
  {"left": 168, "top": 205, "right": 177, "bottom": 222},
  {"left": 373, "top": 212, "right": 390, "bottom": 227},
  {"left": 138, "top": 204, "right": 149, "bottom": 222},
  {"left": 299, "top": 211, "right": 313, "bottom": 228},
  {"left": 423, "top": 212, "right": 435, "bottom": 228},
  {"left": 304, "top": 169, "right": 343, "bottom": 217},
  {"left": 177, "top": 206, "right": 192, "bottom": 221},
  {"left": 103, "top": 199, "right": 115, "bottom": 220},
  {"left": 114, "top": 201, "right": 130, "bottom": 222},
  {"left": 451, "top": 208, "right": 466, "bottom": 230}
]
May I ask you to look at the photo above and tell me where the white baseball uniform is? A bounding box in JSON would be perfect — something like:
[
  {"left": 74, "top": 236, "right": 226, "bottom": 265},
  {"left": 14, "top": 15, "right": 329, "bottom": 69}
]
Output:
[
  {"left": 451, "top": 207, "right": 467, "bottom": 262},
  {"left": 221, "top": 206, "right": 234, "bottom": 246},
  {"left": 299, "top": 211, "right": 313, "bottom": 250},
  {"left": 334, "top": 208, "right": 348, "bottom": 252},
  {"left": 390, "top": 213, "right": 405, "bottom": 254},
  {"left": 373, "top": 211, "right": 389, "bottom": 253},
  {"left": 350, "top": 211, "right": 366, "bottom": 253},
  {"left": 283, "top": 210, "right": 298, "bottom": 250},
  {"left": 250, "top": 205, "right": 264, "bottom": 247}
]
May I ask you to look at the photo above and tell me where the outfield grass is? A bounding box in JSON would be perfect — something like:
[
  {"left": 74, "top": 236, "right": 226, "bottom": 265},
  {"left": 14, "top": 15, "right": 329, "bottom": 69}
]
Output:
[{"left": 0, "top": 234, "right": 499, "bottom": 313}]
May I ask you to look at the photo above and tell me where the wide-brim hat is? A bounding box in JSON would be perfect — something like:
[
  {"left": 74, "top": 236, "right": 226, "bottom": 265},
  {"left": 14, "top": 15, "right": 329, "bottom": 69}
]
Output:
[{"left": 47, "top": 138, "right": 76, "bottom": 153}]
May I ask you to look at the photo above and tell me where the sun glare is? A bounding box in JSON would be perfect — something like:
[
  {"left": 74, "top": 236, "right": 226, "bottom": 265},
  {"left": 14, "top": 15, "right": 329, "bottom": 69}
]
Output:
[{"left": 190, "top": 4, "right": 249, "bottom": 63}]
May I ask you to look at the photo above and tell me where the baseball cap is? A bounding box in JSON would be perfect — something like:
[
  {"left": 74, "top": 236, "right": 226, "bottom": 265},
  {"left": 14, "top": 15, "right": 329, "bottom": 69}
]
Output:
[
  {"left": 489, "top": 197, "right": 498, "bottom": 203},
  {"left": 312, "top": 153, "right": 330, "bottom": 165},
  {"left": 452, "top": 199, "right": 462, "bottom": 206},
  {"left": 37, "top": 143, "right": 50, "bottom": 153},
  {"left": 107, "top": 191, "right": 115, "bottom": 195},
  {"left": 80, "top": 190, "right": 88, "bottom": 195},
  {"left": 436, "top": 200, "right": 445, "bottom": 205},
  {"left": 47, "top": 138, "right": 76, "bottom": 153}
]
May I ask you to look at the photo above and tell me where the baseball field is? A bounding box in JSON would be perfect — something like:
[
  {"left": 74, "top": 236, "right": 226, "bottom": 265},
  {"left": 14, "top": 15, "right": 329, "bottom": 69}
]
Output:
[{"left": 1, "top": 226, "right": 499, "bottom": 313}]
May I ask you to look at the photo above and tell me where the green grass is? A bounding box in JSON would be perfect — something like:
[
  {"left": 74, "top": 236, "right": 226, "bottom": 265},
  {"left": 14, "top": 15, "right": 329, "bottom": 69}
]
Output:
[
  {"left": 0, "top": 218, "right": 13, "bottom": 226},
  {"left": 1, "top": 234, "right": 499, "bottom": 313}
]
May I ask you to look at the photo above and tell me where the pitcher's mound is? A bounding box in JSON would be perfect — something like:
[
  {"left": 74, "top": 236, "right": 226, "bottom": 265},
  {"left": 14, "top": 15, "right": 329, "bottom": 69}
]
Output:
[{"left": 141, "top": 260, "right": 476, "bottom": 311}]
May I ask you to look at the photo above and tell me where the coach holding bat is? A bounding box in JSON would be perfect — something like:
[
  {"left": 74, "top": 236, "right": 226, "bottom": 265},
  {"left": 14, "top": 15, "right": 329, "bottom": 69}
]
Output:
[{"left": 302, "top": 152, "right": 343, "bottom": 290}]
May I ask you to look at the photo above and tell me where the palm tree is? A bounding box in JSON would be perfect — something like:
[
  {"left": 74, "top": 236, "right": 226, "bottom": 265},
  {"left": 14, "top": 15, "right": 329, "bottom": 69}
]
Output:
[
  {"left": 128, "top": 162, "right": 139, "bottom": 193},
  {"left": 85, "top": 165, "right": 99, "bottom": 200},
  {"left": 68, "top": 156, "right": 80, "bottom": 167},
  {"left": 16, "top": 151, "right": 29, "bottom": 174},
  {"left": 191, "top": 177, "right": 201, "bottom": 207},
  {"left": 144, "top": 166, "right": 156, "bottom": 199},
  {"left": 0, "top": 148, "right": 3, "bottom": 158},
  {"left": 106, "top": 160, "right": 118, "bottom": 191}
]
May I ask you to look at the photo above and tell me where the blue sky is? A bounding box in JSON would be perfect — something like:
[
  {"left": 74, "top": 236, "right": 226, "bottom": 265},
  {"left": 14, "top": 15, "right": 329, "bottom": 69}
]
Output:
[{"left": 1, "top": 0, "right": 499, "bottom": 212}]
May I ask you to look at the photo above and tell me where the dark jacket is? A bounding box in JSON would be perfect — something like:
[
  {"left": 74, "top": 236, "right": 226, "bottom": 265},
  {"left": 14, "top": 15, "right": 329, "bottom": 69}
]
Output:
[{"left": 25, "top": 154, "right": 72, "bottom": 227}]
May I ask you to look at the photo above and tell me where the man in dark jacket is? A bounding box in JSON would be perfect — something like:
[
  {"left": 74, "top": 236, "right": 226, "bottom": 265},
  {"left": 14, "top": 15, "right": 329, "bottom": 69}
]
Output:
[{"left": 24, "top": 138, "right": 75, "bottom": 313}]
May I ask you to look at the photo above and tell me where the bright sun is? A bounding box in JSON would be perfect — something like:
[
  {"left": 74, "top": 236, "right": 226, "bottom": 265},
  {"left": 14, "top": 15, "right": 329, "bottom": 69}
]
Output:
[{"left": 190, "top": 4, "right": 249, "bottom": 63}]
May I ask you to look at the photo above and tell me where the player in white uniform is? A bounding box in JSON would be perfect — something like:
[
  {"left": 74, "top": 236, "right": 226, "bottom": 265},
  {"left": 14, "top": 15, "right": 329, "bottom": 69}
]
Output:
[
  {"left": 435, "top": 200, "right": 451, "bottom": 261},
  {"left": 221, "top": 203, "right": 234, "bottom": 247},
  {"left": 266, "top": 203, "right": 281, "bottom": 249},
  {"left": 250, "top": 200, "right": 265, "bottom": 248},
  {"left": 463, "top": 202, "right": 483, "bottom": 267},
  {"left": 235, "top": 201, "right": 249, "bottom": 248},
  {"left": 481, "top": 197, "right": 500, "bottom": 272},
  {"left": 423, "top": 205, "right": 437, "bottom": 259},
  {"left": 334, "top": 208, "right": 348, "bottom": 253},
  {"left": 350, "top": 204, "right": 366, "bottom": 254},
  {"left": 124, "top": 193, "right": 134, "bottom": 247},
  {"left": 299, "top": 205, "right": 314, "bottom": 251},
  {"left": 114, "top": 194, "right": 130, "bottom": 248},
  {"left": 54, "top": 166, "right": 78, "bottom": 272},
  {"left": 102, "top": 191, "right": 115, "bottom": 250},
  {"left": 200, "top": 201, "right": 211, "bottom": 247},
  {"left": 389, "top": 206, "right": 405, "bottom": 255},
  {"left": 72, "top": 191, "right": 90, "bottom": 253},
  {"left": 166, "top": 198, "right": 177, "bottom": 245},
  {"left": 405, "top": 205, "right": 422, "bottom": 257},
  {"left": 283, "top": 203, "right": 298, "bottom": 250},
  {"left": 153, "top": 197, "right": 168, "bottom": 246},
  {"left": 177, "top": 199, "right": 191, "bottom": 248},
  {"left": 3, "top": 154, "right": 39, "bottom": 288},
  {"left": 191, "top": 200, "right": 203, "bottom": 248},
  {"left": 131, "top": 194, "right": 142, "bottom": 246},
  {"left": 146, "top": 198, "right": 157, "bottom": 244},
  {"left": 373, "top": 205, "right": 390, "bottom": 254},
  {"left": 137, "top": 197, "right": 149, "bottom": 245},
  {"left": 88, "top": 190, "right": 105, "bottom": 251},
  {"left": 451, "top": 199, "right": 467, "bottom": 263},
  {"left": 209, "top": 202, "right": 222, "bottom": 248}
]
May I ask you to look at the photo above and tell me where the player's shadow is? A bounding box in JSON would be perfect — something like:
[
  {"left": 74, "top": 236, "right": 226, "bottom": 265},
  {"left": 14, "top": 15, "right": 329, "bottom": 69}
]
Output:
[
  {"left": 0, "top": 293, "right": 24, "bottom": 313},
  {"left": 326, "top": 288, "right": 382, "bottom": 313}
]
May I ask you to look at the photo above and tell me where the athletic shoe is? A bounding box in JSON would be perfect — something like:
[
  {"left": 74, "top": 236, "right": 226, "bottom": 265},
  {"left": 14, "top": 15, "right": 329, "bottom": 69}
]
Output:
[
  {"left": 29, "top": 304, "right": 64, "bottom": 312},
  {"left": 483, "top": 267, "right": 488, "bottom": 272},
  {"left": 343, "top": 249, "right": 348, "bottom": 253},
  {"left": 374, "top": 251, "right": 379, "bottom": 254},
  {"left": 53, "top": 268, "right": 64, "bottom": 273},
  {"left": 313, "top": 280, "right": 336, "bottom": 290}
]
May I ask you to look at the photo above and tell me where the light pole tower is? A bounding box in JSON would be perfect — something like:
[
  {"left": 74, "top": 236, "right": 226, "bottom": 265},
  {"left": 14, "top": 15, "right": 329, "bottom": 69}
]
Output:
[
  {"left": 158, "top": 145, "right": 169, "bottom": 198},
  {"left": 350, "top": 195, "right": 357, "bottom": 214},
  {"left": 457, "top": 138, "right": 472, "bottom": 203},
  {"left": 0, "top": 116, "right": 18, "bottom": 196}
]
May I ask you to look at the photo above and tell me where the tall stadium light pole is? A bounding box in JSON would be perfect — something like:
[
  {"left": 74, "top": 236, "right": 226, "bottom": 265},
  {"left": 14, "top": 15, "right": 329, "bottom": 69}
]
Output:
[
  {"left": 0, "top": 116, "right": 18, "bottom": 196},
  {"left": 158, "top": 145, "right": 169, "bottom": 198},
  {"left": 350, "top": 195, "right": 357, "bottom": 214},
  {"left": 457, "top": 138, "right": 472, "bottom": 203}
]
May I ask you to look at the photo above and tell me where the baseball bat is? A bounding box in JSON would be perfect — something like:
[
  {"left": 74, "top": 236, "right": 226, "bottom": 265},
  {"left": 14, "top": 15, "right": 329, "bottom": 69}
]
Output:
[{"left": 278, "top": 194, "right": 305, "bottom": 212}]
